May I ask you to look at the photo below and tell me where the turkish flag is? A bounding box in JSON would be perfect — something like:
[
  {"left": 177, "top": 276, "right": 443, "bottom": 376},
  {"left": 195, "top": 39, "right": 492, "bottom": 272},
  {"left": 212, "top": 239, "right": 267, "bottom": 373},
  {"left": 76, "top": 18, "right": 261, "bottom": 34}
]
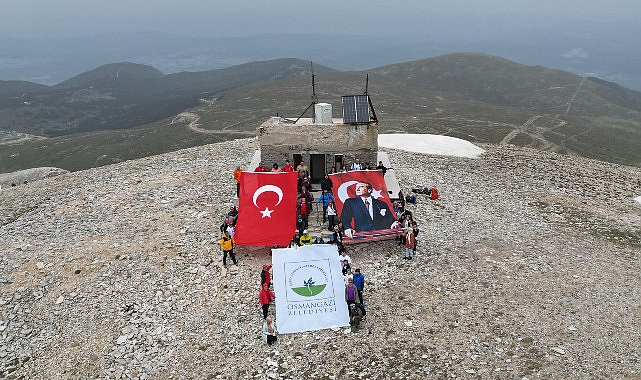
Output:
[
  {"left": 235, "top": 171, "right": 298, "bottom": 246},
  {"left": 329, "top": 170, "right": 402, "bottom": 243}
]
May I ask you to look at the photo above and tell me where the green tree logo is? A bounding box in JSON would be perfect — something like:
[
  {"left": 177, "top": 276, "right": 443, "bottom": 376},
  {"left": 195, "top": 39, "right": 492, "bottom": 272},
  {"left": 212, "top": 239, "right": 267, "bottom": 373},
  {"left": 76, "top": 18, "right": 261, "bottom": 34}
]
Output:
[{"left": 292, "top": 277, "right": 326, "bottom": 297}]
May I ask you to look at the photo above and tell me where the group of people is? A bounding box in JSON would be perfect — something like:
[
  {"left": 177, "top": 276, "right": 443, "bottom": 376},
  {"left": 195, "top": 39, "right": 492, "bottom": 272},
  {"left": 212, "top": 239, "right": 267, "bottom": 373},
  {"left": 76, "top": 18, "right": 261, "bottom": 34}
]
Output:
[
  {"left": 218, "top": 206, "right": 239, "bottom": 266},
  {"left": 228, "top": 159, "right": 423, "bottom": 344},
  {"left": 234, "top": 157, "right": 391, "bottom": 241},
  {"left": 259, "top": 264, "right": 278, "bottom": 344},
  {"left": 339, "top": 247, "right": 367, "bottom": 330},
  {"left": 392, "top": 201, "right": 420, "bottom": 260}
]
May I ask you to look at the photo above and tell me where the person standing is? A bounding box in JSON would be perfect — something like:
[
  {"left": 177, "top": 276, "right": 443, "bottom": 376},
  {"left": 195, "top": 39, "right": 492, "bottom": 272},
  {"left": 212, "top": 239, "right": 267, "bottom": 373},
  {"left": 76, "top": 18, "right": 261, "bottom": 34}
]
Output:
[
  {"left": 254, "top": 162, "right": 267, "bottom": 172},
  {"left": 233, "top": 164, "right": 243, "bottom": 197},
  {"left": 326, "top": 200, "right": 337, "bottom": 231},
  {"left": 404, "top": 228, "right": 415, "bottom": 260},
  {"left": 261, "top": 264, "right": 272, "bottom": 287},
  {"left": 296, "top": 160, "right": 308, "bottom": 179},
  {"left": 320, "top": 174, "right": 333, "bottom": 193},
  {"left": 296, "top": 215, "right": 305, "bottom": 237},
  {"left": 271, "top": 163, "right": 282, "bottom": 172},
  {"left": 218, "top": 231, "right": 236, "bottom": 266},
  {"left": 299, "top": 229, "right": 313, "bottom": 246},
  {"left": 345, "top": 278, "right": 359, "bottom": 307},
  {"left": 316, "top": 189, "right": 335, "bottom": 224},
  {"left": 259, "top": 283, "right": 276, "bottom": 319},
  {"left": 338, "top": 248, "right": 351, "bottom": 266},
  {"left": 352, "top": 268, "right": 365, "bottom": 304},
  {"left": 298, "top": 198, "right": 309, "bottom": 231},
  {"left": 283, "top": 160, "right": 294, "bottom": 172},
  {"left": 262, "top": 316, "right": 278, "bottom": 345},
  {"left": 412, "top": 222, "right": 420, "bottom": 252}
]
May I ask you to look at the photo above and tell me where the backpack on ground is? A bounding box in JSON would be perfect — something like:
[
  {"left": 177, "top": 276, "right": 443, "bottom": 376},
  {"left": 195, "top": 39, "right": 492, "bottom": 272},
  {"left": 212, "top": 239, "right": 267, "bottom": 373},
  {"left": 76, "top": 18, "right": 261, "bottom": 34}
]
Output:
[{"left": 429, "top": 188, "right": 439, "bottom": 200}]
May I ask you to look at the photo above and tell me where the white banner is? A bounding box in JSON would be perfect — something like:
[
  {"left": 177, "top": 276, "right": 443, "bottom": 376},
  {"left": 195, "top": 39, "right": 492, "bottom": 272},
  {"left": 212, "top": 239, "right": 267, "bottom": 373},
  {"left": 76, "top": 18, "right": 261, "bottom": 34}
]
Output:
[{"left": 272, "top": 245, "right": 350, "bottom": 334}]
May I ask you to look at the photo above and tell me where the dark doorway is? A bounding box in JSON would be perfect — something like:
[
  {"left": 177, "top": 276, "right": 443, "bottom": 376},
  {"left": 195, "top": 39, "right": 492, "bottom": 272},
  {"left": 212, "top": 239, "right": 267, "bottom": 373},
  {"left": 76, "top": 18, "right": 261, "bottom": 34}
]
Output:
[
  {"left": 293, "top": 154, "right": 303, "bottom": 169},
  {"left": 334, "top": 154, "right": 343, "bottom": 171},
  {"left": 310, "top": 154, "right": 326, "bottom": 183}
]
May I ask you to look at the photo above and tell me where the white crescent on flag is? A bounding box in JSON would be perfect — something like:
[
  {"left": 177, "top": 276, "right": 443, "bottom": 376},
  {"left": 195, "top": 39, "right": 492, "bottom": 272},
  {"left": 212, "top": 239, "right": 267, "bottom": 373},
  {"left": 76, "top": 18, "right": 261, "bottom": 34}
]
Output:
[
  {"left": 253, "top": 185, "right": 284, "bottom": 206},
  {"left": 336, "top": 180, "right": 358, "bottom": 203},
  {"left": 253, "top": 185, "right": 284, "bottom": 218}
]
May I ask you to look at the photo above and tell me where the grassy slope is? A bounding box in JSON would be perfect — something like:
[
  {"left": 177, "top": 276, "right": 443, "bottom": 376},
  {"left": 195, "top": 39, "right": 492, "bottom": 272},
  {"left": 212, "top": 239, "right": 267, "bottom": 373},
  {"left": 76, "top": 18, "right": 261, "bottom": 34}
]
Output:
[{"left": 1, "top": 53, "right": 641, "bottom": 173}]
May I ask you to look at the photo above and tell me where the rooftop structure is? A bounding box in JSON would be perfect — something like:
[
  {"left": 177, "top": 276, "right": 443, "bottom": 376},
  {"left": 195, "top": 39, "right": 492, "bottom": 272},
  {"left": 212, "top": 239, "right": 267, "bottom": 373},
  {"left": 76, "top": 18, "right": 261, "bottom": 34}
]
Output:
[{"left": 258, "top": 111, "right": 378, "bottom": 183}]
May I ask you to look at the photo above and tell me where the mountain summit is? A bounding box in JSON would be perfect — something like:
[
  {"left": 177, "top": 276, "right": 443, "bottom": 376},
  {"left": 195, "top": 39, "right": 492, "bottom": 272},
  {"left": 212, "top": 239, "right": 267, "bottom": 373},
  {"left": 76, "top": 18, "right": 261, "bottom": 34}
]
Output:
[{"left": 0, "top": 137, "right": 639, "bottom": 378}]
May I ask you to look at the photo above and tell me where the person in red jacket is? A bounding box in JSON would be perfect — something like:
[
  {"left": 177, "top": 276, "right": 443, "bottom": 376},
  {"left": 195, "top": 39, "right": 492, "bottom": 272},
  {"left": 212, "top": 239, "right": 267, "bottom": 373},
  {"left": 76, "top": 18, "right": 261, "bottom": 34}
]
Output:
[
  {"left": 404, "top": 227, "right": 415, "bottom": 260},
  {"left": 254, "top": 162, "right": 267, "bottom": 172},
  {"left": 283, "top": 160, "right": 294, "bottom": 172},
  {"left": 261, "top": 264, "right": 272, "bottom": 287},
  {"left": 259, "top": 283, "right": 276, "bottom": 319}
]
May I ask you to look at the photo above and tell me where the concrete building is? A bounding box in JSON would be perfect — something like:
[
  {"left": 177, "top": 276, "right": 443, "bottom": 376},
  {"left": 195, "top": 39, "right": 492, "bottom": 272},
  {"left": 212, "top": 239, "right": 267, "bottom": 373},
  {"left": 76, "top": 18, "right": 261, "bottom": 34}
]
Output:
[{"left": 258, "top": 99, "right": 379, "bottom": 183}]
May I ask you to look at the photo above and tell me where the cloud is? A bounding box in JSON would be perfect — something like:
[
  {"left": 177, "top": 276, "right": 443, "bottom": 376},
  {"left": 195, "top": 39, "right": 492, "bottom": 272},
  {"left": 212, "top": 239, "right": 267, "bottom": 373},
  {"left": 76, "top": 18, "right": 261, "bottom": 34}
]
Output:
[{"left": 561, "top": 47, "right": 588, "bottom": 59}]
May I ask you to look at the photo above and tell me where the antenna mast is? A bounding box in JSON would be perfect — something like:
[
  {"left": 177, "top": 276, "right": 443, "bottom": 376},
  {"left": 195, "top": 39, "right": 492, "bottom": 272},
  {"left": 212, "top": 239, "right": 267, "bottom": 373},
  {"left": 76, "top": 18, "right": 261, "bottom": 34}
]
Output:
[
  {"left": 364, "top": 73, "right": 369, "bottom": 94},
  {"left": 365, "top": 73, "right": 378, "bottom": 123},
  {"left": 295, "top": 62, "right": 319, "bottom": 124},
  {"left": 311, "top": 62, "right": 317, "bottom": 120}
]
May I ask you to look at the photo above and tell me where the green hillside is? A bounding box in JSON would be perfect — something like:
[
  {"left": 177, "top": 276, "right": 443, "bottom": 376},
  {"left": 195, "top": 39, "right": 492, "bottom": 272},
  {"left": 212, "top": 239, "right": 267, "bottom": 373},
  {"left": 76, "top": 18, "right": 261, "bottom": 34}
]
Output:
[{"left": 1, "top": 53, "right": 640, "bottom": 173}]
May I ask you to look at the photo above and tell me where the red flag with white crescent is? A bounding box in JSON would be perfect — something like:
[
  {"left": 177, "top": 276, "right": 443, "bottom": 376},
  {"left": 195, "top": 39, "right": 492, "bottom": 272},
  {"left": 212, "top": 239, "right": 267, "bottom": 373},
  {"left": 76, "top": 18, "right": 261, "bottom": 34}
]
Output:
[
  {"left": 329, "top": 170, "right": 402, "bottom": 243},
  {"left": 235, "top": 171, "right": 298, "bottom": 246}
]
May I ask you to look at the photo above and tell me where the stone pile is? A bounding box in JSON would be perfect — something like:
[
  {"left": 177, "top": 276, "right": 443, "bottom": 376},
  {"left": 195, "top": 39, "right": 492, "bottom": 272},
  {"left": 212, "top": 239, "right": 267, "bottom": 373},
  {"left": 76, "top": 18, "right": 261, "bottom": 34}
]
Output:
[{"left": 0, "top": 138, "right": 640, "bottom": 379}]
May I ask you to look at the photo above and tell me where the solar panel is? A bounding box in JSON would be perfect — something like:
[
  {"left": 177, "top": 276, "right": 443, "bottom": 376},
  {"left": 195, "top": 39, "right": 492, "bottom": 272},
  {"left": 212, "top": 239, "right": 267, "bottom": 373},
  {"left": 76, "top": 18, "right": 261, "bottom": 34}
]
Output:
[{"left": 342, "top": 95, "right": 370, "bottom": 124}]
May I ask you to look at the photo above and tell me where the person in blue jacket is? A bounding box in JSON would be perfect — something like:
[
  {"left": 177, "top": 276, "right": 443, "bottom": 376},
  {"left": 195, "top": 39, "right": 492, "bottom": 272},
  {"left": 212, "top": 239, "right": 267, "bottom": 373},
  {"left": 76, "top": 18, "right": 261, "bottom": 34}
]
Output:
[
  {"left": 316, "top": 189, "right": 335, "bottom": 224},
  {"left": 352, "top": 268, "right": 365, "bottom": 304}
]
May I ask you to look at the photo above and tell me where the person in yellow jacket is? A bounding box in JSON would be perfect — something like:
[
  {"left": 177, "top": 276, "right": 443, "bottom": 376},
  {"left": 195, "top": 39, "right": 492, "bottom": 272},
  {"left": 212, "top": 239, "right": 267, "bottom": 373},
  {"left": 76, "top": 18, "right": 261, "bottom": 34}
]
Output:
[
  {"left": 299, "top": 229, "right": 313, "bottom": 246},
  {"left": 219, "top": 231, "right": 237, "bottom": 265}
]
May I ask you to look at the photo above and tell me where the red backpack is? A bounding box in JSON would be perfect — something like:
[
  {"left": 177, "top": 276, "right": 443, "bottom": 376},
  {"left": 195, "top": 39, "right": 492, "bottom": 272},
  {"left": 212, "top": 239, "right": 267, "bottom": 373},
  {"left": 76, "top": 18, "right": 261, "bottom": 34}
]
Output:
[{"left": 430, "top": 188, "right": 439, "bottom": 200}]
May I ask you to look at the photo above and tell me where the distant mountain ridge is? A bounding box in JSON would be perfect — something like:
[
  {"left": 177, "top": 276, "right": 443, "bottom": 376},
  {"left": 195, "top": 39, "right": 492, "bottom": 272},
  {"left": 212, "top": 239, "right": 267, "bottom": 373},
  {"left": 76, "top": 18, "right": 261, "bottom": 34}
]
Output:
[
  {"left": 0, "top": 58, "right": 335, "bottom": 137},
  {"left": 55, "top": 62, "right": 166, "bottom": 89},
  {"left": 1, "top": 53, "right": 640, "bottom": 173}
]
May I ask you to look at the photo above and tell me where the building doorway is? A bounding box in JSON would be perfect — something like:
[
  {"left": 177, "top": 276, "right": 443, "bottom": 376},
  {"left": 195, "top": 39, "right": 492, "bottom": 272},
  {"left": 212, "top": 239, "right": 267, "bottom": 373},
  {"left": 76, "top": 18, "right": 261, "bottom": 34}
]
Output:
[
  {"left": 334, "top": 154, "right": 343, "bottom": 171},
  {"left": 310, "top": 154, "right": 326, "bottom": 183},
  {"left": 293, "top": 154, "right": 303, "bottom": 169}
]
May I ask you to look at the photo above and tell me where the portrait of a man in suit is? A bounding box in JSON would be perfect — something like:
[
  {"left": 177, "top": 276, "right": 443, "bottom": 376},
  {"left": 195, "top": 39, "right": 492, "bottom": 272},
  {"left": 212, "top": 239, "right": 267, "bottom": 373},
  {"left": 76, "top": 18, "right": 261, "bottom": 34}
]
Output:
[{"left": 340, "top": 181, "right": 400, "bottom": 237}]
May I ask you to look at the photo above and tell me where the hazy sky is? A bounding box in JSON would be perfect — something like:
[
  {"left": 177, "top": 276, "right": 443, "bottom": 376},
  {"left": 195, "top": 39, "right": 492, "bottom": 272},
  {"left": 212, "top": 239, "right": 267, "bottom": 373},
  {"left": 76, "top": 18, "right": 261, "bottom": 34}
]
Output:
[{"left": 4, "top": 0, "right": 640, "bottom": 38}]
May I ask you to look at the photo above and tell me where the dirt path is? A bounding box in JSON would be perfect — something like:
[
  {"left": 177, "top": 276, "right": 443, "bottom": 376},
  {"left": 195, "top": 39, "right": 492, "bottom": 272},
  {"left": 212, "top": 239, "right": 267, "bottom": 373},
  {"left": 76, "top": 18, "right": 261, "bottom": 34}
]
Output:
[
  {"left": 499, "top": 114, "right": 545, "bottom": 146},
  {"left": 566, "top": 77, "right": 586, "bottom": 114},
  {"left": 170, "top": 112, "right": 249, "bottom": 135}
]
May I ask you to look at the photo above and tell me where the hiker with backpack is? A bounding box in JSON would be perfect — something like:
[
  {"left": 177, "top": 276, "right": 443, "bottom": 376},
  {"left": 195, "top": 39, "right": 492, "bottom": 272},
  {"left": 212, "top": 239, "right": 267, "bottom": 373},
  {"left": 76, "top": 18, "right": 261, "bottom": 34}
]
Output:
[{"left": 349, "top": 303, "right": 364, "bottom": 331}]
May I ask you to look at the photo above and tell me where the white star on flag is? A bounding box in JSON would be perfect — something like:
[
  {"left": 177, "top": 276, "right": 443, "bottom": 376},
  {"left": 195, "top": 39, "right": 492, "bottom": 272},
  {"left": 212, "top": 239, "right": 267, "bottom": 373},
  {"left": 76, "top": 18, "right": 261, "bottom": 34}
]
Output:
[
  {"left": 371, "top": 188, "right": 383, "bottom": 199},
  {"left": 260, "top": 207, "right": 274, "bottom": 218}
]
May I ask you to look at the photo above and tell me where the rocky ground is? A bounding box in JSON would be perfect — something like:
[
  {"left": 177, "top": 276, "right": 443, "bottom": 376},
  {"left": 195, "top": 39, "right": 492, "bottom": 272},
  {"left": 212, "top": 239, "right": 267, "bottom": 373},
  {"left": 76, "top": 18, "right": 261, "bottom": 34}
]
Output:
[{"left": 1, "top": 137, "right": 640, "bottom": 380}]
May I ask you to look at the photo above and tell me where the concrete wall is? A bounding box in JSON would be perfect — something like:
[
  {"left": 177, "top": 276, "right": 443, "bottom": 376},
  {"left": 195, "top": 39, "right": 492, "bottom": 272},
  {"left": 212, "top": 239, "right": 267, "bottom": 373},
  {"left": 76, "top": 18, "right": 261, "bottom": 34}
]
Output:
[{"left": 259, "top": 118, "right": 378, "bottom": 177}]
